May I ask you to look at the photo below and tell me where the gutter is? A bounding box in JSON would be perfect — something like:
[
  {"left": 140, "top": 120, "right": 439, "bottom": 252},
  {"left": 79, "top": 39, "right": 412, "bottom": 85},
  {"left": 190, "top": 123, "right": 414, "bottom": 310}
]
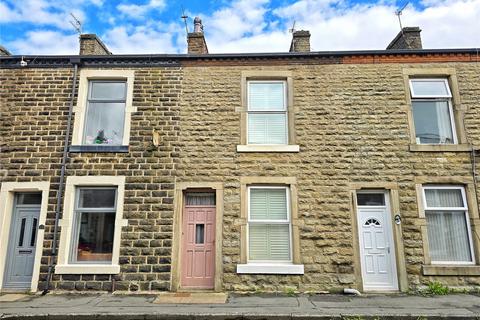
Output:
[
  {"left": 0, "top": 48, "right": 479, "bottom": 69},
  {"left": 42, "top": 58, "right": 80, "bottom": 295}
]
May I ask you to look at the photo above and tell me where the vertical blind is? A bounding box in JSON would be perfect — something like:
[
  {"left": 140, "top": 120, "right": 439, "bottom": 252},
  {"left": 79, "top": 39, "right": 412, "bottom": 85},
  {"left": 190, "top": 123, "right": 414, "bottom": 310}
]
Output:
[
  {"left": 425, "top": 188, "right": 463, "bottom": 208},
  {"left": 426, "top": 211, "right": 472, "bottom": 262},
  {"left": 424, "top": 188, "right": 472, "bottom": 262},
  {"left": 249, "top": 188, "right": 290, "bottom": 261}
]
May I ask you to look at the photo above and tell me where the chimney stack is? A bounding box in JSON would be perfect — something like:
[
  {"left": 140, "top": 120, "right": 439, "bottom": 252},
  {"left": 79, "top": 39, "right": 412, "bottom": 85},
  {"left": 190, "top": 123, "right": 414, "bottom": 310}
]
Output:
[
  {"left": 0, "top": 45, "right": 11, "bottom": 56},
  {"left": 187, "top": 17, "right": 208, "bottom": 54},
  {"left": 289, "top": 30, "right": 311, "bottom": 53},
  {"left": 79, "top": 34, "right": 112, "bottom": 55},
  {"left": 386, "top": 27, "right": 422, "bottom": 50}
]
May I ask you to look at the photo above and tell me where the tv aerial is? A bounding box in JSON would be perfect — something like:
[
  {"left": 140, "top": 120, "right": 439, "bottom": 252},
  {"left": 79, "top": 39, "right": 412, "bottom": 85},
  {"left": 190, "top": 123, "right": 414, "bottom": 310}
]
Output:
[
  {"left": 181, "top": 6, "right": 189, "bottom": 35},
  {"left": 289, "top": 20, "right": 296, "bottom": 34},
  {"left": 395, "top": 2, "right": 409, "bottom": 32},
  {"left": 69, "top": 13, "right": 82, "bottom": 34}
]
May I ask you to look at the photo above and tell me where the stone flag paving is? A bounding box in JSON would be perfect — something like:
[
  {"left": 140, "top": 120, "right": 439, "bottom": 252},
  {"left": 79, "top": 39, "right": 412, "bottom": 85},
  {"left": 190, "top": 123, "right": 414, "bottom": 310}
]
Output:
[{"left": 1, "top": 292, "right": 480, "bottom": 319}]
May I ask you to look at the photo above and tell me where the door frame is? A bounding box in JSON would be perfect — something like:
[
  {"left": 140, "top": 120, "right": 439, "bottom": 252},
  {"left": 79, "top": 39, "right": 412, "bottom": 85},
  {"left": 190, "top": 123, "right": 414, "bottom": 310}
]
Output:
[
  {"left": 171, "top": 182, "right": 223, "bottom": 292},
  {"left": 4, "top": 202, "right": 41, "bottom": 289},
  {"left": 356, "top": 190, "right": 398, "bottom": 291},
  {"left": 350, "top": 184, "right": 408, "bottom": 292},
  {"left": 0, "top": 182, "right": 50, "bottom": 292}
]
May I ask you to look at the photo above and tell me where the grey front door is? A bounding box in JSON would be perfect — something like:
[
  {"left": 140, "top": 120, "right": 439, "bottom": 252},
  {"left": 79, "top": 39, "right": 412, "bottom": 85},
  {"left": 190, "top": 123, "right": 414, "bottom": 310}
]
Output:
[{"left": 3, "top": 193, "right": 41, "bottom": 290}]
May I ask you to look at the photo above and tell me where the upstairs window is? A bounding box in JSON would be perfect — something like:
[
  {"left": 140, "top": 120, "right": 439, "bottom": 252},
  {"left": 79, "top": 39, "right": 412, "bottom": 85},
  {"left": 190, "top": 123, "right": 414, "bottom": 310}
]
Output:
[
  {"left": 83, "top": 81, "right": 127, "bottom": 145},
  {"left": 409, "top": 79, "right": 456, "bottom": 145},
  {"left": 71, "top": 70, "right": 135, "bottom": 152},
  {"left": 247, "top": 81, "right": 288, "bottom": 145}
]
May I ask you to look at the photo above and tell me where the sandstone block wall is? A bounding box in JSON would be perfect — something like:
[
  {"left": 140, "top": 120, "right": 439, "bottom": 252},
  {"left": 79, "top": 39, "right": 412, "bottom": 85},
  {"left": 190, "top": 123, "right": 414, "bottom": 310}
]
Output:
[
  {"left": 0, "top": 67, "right": 182, "bottom": 291},
  {"left": 178, "top": 62, "right": 480, "bottom": 292},
  {"left": 290, "top": 30, "right": 311, "bottom": 52},
  {"left": 187, "top": 33, "right": 208, "bottom": 54},
  {"left": 79, "top": 34, "right": 111, "bottom": 55},
  {"left": 1, "top": 59, "right": 479, "bottom": 293}
]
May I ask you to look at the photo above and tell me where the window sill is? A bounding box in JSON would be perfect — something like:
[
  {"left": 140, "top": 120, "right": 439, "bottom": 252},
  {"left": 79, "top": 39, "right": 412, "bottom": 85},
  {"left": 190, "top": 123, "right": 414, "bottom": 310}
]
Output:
[
  {"left": 55, "top": 264, "right": 120, "bottom": 274},
  {"left": 409, "top": 144, "right": 472, "bottom": 152},
  {"left": 70, "top": 145, "right": 129, "bottom": 153},
  {"left": 236, "top": 263, "right": 304, "bottom": 274},
  {"left": 422, "top": 265, "right": 480, "bottom": 276},
  {"left": 236, "top": 145, "right": 300, "bottom": 153}
]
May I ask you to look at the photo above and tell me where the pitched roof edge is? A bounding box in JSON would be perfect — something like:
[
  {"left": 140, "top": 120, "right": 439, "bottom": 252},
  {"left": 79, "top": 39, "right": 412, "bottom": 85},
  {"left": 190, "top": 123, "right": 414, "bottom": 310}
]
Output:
[{"left": 0, "top": 48, "right": 479, "bottom": 68}]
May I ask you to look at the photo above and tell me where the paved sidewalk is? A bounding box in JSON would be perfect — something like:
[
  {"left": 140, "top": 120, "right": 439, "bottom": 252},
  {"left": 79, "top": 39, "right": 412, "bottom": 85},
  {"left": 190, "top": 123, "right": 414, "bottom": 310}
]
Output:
[{"left": 1, "top": 292, "right": 480, "bottom": 319}]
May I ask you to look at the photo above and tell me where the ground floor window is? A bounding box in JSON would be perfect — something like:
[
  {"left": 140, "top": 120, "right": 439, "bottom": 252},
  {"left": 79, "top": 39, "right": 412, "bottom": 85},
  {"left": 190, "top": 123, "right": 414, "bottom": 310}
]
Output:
[
  {"left": 71, "top": 188, "right": 117, "bottom": 263},
  {"left": 237, "top": 177, "right": 303, "bottom": 274},
  {"left": 248, "top": 186, "right": 291, "bottom": 263},
  {"left": 423, "top": 186, "right": 475, "bottom": 264},
  {"left": 55, "top": 176, "right": 126, "bottom": 274}
]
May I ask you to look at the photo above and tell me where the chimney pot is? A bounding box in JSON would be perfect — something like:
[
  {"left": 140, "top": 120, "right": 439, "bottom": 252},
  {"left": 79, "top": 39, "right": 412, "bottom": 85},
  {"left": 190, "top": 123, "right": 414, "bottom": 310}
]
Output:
[
  {"left": 193, "top": 17, "right": 204, "bottom": 33},
  {"left": 188, "top": 17, "right": 208, "bottom": 54},
  {"left": 290, "top": 30, "right": 311, "bottom": 53},
  {"left": 79, "top": 34, "right": 112, "bottom": 55},
  {"left": 386, "top": 27, "right": 422, "bottom": 50}
]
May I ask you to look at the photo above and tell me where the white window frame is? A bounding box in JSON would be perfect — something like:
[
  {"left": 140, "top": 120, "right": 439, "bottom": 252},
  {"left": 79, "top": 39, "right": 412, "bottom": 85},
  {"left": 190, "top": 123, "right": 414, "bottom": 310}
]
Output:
[
  {"left": 55, "top": 176, "right": 127, "bottom": 274},
  {"left": 69, "top": 187, "right": 118, "bottom": 264},
  {"left": 71, "top": 69, "right": 136, "bottom": 146},
  {"left": 83, "top": 80, "right": 127, "bottom": 145},
  {"left": 409, "top": 78, "right": 458, "bottom": 145},
  {"left": 409, "top": 78, "right": 452, "bottom": 98},
  {"left": 246, "top": 186, "right": 293, "bottom": 264},
  {"left": 422, "top": 185, "right": 475, "bottom": 265},
  {"left": 246, "top": 80, "right": 288, "bottom": 145}
]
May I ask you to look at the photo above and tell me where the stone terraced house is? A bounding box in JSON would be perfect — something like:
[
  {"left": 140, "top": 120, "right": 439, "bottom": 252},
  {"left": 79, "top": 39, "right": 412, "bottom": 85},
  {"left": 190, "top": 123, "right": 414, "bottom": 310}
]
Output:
[{"left": 1, "top": 19, "right": 480, "bottom": 294}]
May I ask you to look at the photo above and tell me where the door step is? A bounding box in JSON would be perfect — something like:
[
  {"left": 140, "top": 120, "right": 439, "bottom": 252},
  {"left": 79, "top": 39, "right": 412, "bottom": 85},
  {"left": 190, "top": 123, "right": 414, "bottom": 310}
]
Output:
[{"left": 153, "top": 292, "right": 227, "bottom": 304}]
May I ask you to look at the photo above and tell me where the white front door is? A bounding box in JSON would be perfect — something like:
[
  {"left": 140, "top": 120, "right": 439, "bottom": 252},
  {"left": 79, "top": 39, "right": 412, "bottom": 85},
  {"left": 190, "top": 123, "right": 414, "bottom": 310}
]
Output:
[{"left": 356, "top": 191, "right": 398, "bottom": 291}]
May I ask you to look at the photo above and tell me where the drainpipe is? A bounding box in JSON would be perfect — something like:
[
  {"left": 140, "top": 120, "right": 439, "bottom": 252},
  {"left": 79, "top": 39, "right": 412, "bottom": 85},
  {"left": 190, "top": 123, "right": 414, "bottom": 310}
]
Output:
[
  {"left": 470, "top": 149, "right": 480, "bottom": 247},
  {"left": 343, "top": 288, "right": 361, "bottom": 296},
  {"left": 42, "top": 58, "right": 80, "bottom": 295}
]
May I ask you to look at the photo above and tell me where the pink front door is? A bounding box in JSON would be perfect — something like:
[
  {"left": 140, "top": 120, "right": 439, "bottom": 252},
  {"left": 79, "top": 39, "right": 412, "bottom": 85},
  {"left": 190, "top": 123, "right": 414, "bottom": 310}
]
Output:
[{"left": 181, "top": 193, "right": 216, "bottom": 289}]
